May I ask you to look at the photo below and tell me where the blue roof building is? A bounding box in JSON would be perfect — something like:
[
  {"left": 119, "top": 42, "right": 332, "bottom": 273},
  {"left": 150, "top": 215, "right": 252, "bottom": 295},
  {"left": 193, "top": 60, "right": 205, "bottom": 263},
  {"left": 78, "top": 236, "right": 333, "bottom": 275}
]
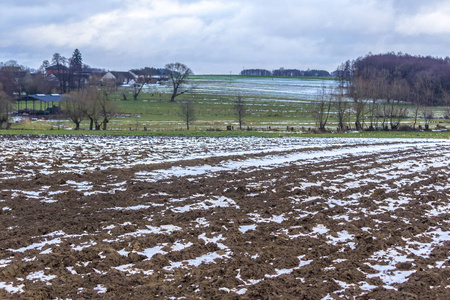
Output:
[{"left": 15, "top": 94, "right": 63, "bottom": 114}]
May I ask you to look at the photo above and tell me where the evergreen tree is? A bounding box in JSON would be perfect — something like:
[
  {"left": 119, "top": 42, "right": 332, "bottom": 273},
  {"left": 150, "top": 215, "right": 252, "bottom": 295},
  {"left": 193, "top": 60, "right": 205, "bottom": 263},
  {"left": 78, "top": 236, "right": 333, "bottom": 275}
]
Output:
[{"left": 70, "top": 49, "right": 83, "bottom": 90}]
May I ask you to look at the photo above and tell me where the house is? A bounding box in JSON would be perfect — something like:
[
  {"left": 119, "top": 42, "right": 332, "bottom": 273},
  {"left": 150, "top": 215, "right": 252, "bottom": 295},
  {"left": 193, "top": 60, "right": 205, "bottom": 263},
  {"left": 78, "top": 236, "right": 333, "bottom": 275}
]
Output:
[
  {"left": 88, "top": 71, "right": 137, "bottom": 86},
  {"left": 100, "top": 72, "right": 116, "bottom": 83},
  {"left": 45, "top": 65, "right": 69, "bottom": 76},
  {"left": 110, "top": 71, "right": 137, "bottom": 84},
  {"left": 88, "top": 71, "right": 108, "bottom": 83}
]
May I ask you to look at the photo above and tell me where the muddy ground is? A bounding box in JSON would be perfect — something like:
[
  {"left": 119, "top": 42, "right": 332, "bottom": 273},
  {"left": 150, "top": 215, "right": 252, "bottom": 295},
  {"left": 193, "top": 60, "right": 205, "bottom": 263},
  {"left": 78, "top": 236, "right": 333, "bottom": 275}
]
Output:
[{"left": 0, "top": 135, "right": 449, "bottom": 299}]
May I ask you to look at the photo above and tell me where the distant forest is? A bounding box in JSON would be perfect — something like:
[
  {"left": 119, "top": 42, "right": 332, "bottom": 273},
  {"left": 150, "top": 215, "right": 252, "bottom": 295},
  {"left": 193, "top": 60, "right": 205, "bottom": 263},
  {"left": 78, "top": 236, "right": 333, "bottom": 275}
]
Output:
[
  {"left": 336, "top": 52, "right": 450, "bottom": 106},
  {"left": 240, "top": 68, "right": 331, "bottom": 77}
]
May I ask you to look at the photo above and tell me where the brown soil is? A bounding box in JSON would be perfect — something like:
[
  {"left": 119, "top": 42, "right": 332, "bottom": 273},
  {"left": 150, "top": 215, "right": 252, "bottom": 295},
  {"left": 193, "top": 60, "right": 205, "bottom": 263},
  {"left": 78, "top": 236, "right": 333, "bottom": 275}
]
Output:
[{"left": 0, "top": 136, "right": 449, "bottom": 299}]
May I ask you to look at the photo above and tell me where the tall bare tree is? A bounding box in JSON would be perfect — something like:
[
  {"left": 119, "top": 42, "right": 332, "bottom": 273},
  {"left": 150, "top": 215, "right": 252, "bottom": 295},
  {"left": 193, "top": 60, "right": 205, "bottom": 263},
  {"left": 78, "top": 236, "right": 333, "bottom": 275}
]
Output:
[
  {"left": 180, "top": 100, "right": 195, "bottom": 130},
  {"left": 234, "top": 95, "right": 246, "bottom": 130},
  {"left": 422, "top": 107, "right": 434, "bottom": 130},
  {"left": 0, "top": 84, "right": 12, "bottom": 129},
  {"left": 51, "top": 53, "right": 69, "bottom": 93},
  {"left": 39, "top": 60, "right": 50, "bottom": 74},
  {"left": 349, "top": 77, "right": 367, "bottom": 131},
  {"left": 61, "top": 93, "right": 85, "bottom": 130},
  {"left": 410, "top": 74, "right": 432, "bottom": 130},
  {"left": 334, "top": 87, "right": 350, "bottom": 132},
  {"left": 411, "top": 87, "right": 421, "bottom": 130},
  {"left": 165, "top": 62, "right": 193, "bottom": 102},
  {"left": 387, "top": 79, "right": 408, "bottom": 130},
  {"left": 312, "top": 86, "right": 332, "bottom": 132},
  {"left": 97, "top": 84, "right": 116, "bottom": 130},
  {"left": 0, "top": 64, "right": 21, "bottom": 97},
  {"left": 82, "top": 90, "right": 100, "bottom": 130},
  {"left": 366, "top": 69, "right": 388, "bottom": 130},
  {"left": 441, "top": 88, "right": 450, "bottom": 120},
  {"left": 32, "top": 73, "right": 58, "bottom": 94},
  {"left": 132, "top": 77, "right": 145, "bottom": 101}
]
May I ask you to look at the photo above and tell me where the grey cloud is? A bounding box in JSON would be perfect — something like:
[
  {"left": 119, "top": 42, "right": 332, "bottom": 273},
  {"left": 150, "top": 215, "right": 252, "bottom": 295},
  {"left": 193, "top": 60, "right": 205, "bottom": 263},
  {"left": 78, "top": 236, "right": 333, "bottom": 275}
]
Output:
[{"left": 0, "top": 0, "right": 449, "bottom": 74}]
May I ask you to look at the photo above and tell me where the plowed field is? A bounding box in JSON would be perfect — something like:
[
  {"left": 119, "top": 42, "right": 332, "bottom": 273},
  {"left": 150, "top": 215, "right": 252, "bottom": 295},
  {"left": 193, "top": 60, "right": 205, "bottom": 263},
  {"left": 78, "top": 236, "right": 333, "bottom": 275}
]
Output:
[{"left": 0, "top": 136, "right": 449, "bottom": 299}]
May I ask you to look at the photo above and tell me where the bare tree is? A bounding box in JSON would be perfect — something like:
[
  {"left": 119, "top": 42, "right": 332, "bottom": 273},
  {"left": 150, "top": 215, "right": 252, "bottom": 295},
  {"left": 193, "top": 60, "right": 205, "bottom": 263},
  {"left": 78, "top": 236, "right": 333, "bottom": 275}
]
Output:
[
  {"left": 376, "top": 77, "right": 407, "bottom": 130},
  {"left": 435, "top": 81, "right": 450, "bottom": 120},
  {"left": 82, "top": 91, "right": 100, "bottom": 130},
  {"left": 69, "top": 87, "right": 98, "bottom": 130},
  {"left": 51, "top": 53, "right": 68, "bottom": 93},
  {"left": 32, "top": 73, "right": 58, "bottom": 94},
  {"left": 180, "top": 100, "right": 195, "bottom": 130},
  {"left": 84, "top": 86, "right": 114, "bottom": 131},
  {"left": 312, "top": 86, "right": 332, "bottom": 132},
  {"left": 388, "top": 79, "right": 409, "bottom": 130},
  {"left": 234, "top": 95, "right": 246, "bottom": 130},
  {"left": 353, "top": 101, "right": 366, "bottom": 131},
  {"left": 366, "top": 70, "right": 388, "bottom": 130},
  {"left": 387, "top": 104, "right": 408, "bottom": 130},
  {"left": 411, "top": 89, "right": 421, "bottom": 130},
  {"left": 0, "top": 65, "right": 21, "bottom": 97},
  {"left": 165, "top": 62, "right": 194, "bottom": 102},
  {"left": 422, "top": 107, "right": 434, "bottom": 130},
  {"left": 132, "top": 77, "right": 145, "bottom": 101},
  {"left": 339, "top": 62, "right": 377, "bottom": 131},
  {"left": 349, "top": 77, "right": 367, "bottom": 131},
  {"left": 0, "top": 84, "right": 12, "bottom": 129},
  {"left": 61, "top": 94, "right": 85, "bottom": 130},
  {"left": 97, "top": 84, "right": 116, "bottom": 130},
  {"left": 334, "top": 87, "right": 350, "bottom": 131},
  {"left": 442, "top": 89, "right": 450, "bottom": 120},
  {"left": 66, "top": 84, "right": 115, "bottom": 130},
  {"left": 411, "top": 74, "right": 433, "bottom": 130},
  {"left": 39, "top": 60, "right": 50, "bottom": 74}
]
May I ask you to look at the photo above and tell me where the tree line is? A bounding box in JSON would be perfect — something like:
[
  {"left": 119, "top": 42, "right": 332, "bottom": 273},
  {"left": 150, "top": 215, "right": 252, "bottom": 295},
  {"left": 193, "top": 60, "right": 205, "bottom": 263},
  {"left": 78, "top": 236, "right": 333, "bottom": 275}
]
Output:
[
  {"left": 310, "top": 52, "right": 450, "bottom": 132},
  {"left": 241, "top": 68, "right": 331, "bottom": 77}
]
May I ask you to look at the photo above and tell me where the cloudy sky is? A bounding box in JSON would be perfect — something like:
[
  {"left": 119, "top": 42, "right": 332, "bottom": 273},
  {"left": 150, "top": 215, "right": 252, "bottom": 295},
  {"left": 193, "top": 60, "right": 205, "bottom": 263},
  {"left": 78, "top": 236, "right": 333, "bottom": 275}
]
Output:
[{"left": 1, "top": 0, "right": 449, "bottom": 74}]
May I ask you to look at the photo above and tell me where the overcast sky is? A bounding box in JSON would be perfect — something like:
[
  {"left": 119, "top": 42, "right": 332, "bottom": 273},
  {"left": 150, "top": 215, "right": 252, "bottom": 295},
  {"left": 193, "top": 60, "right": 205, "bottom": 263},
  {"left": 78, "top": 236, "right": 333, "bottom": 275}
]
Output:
[{"left": 1, "top": 0, "right": 449, "bottom": 74}]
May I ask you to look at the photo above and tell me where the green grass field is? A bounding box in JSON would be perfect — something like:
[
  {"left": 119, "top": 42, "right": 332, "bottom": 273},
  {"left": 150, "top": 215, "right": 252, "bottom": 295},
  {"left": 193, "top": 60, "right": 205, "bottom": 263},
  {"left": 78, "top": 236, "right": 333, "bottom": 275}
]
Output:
[{"left": 4, "top": 75, "right": 450, "bottom": 138}]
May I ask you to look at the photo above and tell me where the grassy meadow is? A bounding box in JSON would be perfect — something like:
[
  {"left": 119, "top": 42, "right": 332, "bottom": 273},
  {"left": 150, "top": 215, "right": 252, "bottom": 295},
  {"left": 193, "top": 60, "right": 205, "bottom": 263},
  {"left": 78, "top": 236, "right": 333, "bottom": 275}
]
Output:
[{"left": 4, "top": 75, "right": 450, "bottom": 138}]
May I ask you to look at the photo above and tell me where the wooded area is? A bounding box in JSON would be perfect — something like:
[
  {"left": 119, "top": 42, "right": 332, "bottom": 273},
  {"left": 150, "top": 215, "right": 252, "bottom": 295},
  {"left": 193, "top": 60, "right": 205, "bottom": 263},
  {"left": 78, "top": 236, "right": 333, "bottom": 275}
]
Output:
[
  {"left": 336, "top": 52, "right": 450, "bottom": 106},
  {"left": 240, "top": 68, "right": 331, "bottom": 77}
]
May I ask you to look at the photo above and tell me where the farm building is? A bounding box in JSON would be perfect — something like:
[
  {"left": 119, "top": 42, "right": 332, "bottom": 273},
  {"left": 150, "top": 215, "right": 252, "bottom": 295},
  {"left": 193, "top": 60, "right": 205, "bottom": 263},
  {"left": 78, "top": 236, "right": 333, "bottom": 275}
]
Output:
[{"left": 14, "top": 94, "right": 63, "bottom": 115}]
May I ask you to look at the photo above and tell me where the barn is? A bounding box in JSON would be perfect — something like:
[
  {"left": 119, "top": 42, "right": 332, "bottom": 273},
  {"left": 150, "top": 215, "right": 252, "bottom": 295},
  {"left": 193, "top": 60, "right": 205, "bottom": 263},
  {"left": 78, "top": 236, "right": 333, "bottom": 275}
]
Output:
[{"left": 14, "top": 94, "right": 63, "bottom": 115}]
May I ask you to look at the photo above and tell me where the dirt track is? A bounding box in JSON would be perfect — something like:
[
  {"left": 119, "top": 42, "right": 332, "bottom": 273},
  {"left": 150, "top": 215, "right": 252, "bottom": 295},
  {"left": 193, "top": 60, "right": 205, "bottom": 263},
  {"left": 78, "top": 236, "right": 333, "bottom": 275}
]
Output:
[{"left": 0, "top": 135, "right": 449, "bottom": 299}]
